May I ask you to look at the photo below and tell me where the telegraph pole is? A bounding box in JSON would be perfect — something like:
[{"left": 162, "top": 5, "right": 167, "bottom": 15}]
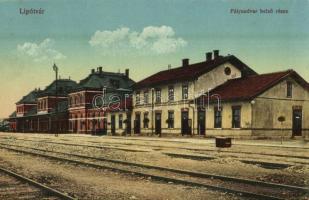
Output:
[
  {"left": 53, "top": 63, "right": 59, "bottom": 137},
  {"left": 151, "top": 88, "right": 154, "bottom": 136}
]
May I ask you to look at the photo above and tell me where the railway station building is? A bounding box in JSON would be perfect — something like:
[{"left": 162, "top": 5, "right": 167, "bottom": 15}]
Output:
[
  {"left": 6, "top": 50, "right": 309, "bottom": 138},
  {"left": 131, "top": 50, "right": 309, "bottom": 138},
  {"left": 67, "top": 67, "right": 135, "bottom": 135},
  {"left": 8, "top": 79, "right": 78, "bottom": 133}
]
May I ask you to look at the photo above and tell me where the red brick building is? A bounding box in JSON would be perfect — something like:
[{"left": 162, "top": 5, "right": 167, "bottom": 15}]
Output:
[
  {"left": 8, "top": 79, "right": 77, "bottom": 133},
  {"left": 68, "top": 67, "right": 135, "bottom": 134},
  {"left": 7, "top": 67, "right": 135, "bottom": 135}
]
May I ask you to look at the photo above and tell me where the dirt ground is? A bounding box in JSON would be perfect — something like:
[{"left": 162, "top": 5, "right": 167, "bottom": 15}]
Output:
[
  {"left": 0, "top": 132, "right": 308, "bottom": 199},
  {"left": 0, "top": 149, "right": 241, "bottom": 200}
]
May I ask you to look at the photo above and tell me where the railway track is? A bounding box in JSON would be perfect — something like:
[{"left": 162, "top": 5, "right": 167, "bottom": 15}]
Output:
[
  {"left": 9, "top": 137, "right": 150, "bottom": 152},
  {"left": 5, "top": 137, "right": 309, "bottom": 167},
  {"left": 85, "top": 139, "right": 309, "bottom": 159},
  {"left": 69, "top": 134, "right": 309, "bottom": 150},
  {"left": 12, "top": 136, "right": 309, "bottom": 160},
  {"left": 0, "top": 164, "right": 75, "bottom": 200},
  {"left": 0, "top": 143, "right": 308, "bottom": 200}
]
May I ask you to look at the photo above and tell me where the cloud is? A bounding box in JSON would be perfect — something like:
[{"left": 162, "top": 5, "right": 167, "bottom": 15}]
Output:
[
  {"left": 89, "top": 27, "right": 130, "bottom": 47},
  {"left": 89, "top": 26, "right": 187, "bottom": 54},
  {"left": 17, "top": 38, "right": 66, "bottom": 62}
]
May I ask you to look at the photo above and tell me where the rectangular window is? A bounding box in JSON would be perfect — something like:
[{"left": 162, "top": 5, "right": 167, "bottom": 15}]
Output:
[
  {"left": 144, "top": 91, "right": 149, "bottom": 104},
  {"left": 136, "top": 91, "right": 140, "bottom": 105},
  {"left": 155, "top": 89, "right": 161, "bottom": 103},
  {"left": 182, "top": 84, "right": 188, "bottom": 100},
  {"left": 168, "top": 111, "right": 174, "bottom": 128},
  {"left": 287, "top": 81, "right": 292, "bottom": 98},
  {"left": 143, "top": 112, "right": 149, "bottom": 128},
  {"left": 214, "top": 107, "right": 222, "bottom": 128},
  {"left": 232, "top": 106, "right": 241, "bottom": 128},
  {"left": 119, "top": 114, "right": 123, "bottom": 129},
  {"left": 168, "top": 85, "right": 174, "bottom": 101}
]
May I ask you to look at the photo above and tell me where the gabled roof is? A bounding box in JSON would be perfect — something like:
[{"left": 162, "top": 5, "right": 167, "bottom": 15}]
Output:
[
  {"left": 16, "top": 89, "right": 41, "bottom": 104},
  {"left": 72, "top": 70, "right": 135, "bottom": 92},
  {"left": 198, "top": 69, "right": 308, "bottom": 102},
  {"left": 134, "top": 55, "right": 257, "bottom": 89},
  {"left": 38, "top": 79, "right": 78, "bottom": 97},
  {"left": 9, "top": 111, "right": 16, "bottom": 118}
]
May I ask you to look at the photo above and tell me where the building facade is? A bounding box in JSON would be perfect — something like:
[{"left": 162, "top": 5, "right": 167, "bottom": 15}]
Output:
[
  {"left": 196, "top": 70, "right": 309, "bottom": 138},
  {"left": 68, "top": 67, "right": 135, "bottom": 135},
  {"left": 7, "top": 51, "right": 309, "bottom": 138},
  {"left": 131, "top": 50, "right": 257, "bottom": 136},
  {"left": 8, "top": 79, "right": 77, "bottom": 133}
]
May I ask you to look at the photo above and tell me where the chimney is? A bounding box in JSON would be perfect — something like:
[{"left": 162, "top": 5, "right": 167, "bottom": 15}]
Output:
[
  {"left": 91, "top": 69, "right": 95, "bottom": 74},
  {"left": 168, "top": 64, "right": 172, "bottom": 70},
  {"left": 213, "top": 50, "right": 219, "bottom": 59},
  {"left": 125, "top": 69, "right": 129, "bottom": 77},
  {"left": 98, "top": 66, "right": 103, "bottom": 73},
  {"left": 182, "top": 58, "right": 189, "bottom": 67},
  {"left": 206, "top": 52, "right": 212, "bottom": 61}
]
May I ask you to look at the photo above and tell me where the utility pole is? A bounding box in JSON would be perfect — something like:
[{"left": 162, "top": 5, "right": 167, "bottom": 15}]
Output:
[
  {"left": 151, "top": 88, "right": 154, "bottom": 136},
  {"left": 53, "top": 63, "right": 59, "bottom": 137}
]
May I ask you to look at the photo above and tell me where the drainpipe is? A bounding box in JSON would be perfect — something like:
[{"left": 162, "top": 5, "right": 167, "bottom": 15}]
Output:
[
  {"left": 189, "top": 81, "right": 196, "bottom": 136},
  {"left": 189, "top": 101, "right": 195, "bottom": 136}
]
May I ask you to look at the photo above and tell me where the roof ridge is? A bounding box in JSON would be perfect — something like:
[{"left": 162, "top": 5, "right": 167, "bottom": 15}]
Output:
[
  {"left": 154, "top": 55, "right": 232, "bottom": 74},
  {"left": 248, "top": 69, "right": 293, "bottom": 77}
]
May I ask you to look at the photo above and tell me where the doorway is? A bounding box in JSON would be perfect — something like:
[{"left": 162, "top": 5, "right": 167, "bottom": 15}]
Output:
[
  {"left": 126, "top": 113, "right": 131, "bottom": 134},
  {"left": 292, "top": 109, "right": 302, "bottom": 136},
  {"left": 102, "top": 118, "right": 107, "bottom": 135},
  {"left": 181, "top": 111, "right": 191, "bottom": 135},
  {"left": 134, "top": 113, "right": 141, "bottom": 134},
  {"left": 155, "top": 112, "right": 161, "bottom": 135},
  {"left": 198, "top": 110, "right": 205, "bottom": 135},
  {"left": 111, "top": 115, "right": 116, "bottom": 135}
]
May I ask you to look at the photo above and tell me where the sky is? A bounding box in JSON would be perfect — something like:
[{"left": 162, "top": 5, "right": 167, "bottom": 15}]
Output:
[{"left": 0, "top": 0, "right": 308, "bottom": 118}]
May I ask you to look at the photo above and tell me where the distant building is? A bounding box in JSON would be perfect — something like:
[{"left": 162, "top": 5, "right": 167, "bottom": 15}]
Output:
[
  {"left": 8, "top": 79, "right": 77, "bottom": 133},
  {"left": 68, "top": 67, "right": 135, "bottom": 135}
]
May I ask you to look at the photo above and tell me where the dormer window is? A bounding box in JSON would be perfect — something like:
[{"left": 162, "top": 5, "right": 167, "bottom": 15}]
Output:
[
  {"left": 287, "top": 81, "right": 292, "bottom": 98},
  {"left": 110, "top": 79, "right": 120, "bottom": 88},
  {"left": 59, "top": 87, "right": 63, "bottom": 94}
]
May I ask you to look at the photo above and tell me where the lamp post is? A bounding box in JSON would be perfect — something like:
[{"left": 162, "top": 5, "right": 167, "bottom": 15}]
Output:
[
  {"left": 53, "top": 63, "right": 59, "bottom": 137},
  {"left": 151, "top": 88, "right": 154, "bottom": 136}
]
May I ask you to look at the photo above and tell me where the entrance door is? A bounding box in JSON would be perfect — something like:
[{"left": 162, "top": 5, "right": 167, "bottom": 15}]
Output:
[
  {"left": 111, "top": 115, "right": 116, "bottom": 135},
  {"left": 292, "top": 109, "right": 302, "bottom": 136},
  {"left": 102, "top": 118, "right": 107, "bottom": 135},
  {"left": 134, "top": 113, "right": 141, "bottom": 134},
  {"left": 126, "top": 113, "right": 131, "bottom": 134},
  {"left": 155, "top": 113, "right": 161, "bottom": 135},
  {"left": 198, "top": 110, "right": 205, "bottom": 135},
  {"left": 181, "top": 111, "right": 190, "bottom": 135},
  {"left": 74, "top": 119, "right": 78, "bottom": 133}
]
